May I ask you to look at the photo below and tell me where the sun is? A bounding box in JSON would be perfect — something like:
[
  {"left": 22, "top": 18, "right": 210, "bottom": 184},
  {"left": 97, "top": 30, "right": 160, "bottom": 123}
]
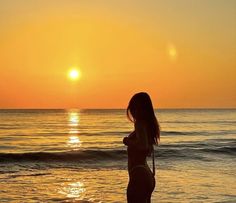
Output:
[{"left": 68, "top": 68, "right": 81, "bottom": 80}]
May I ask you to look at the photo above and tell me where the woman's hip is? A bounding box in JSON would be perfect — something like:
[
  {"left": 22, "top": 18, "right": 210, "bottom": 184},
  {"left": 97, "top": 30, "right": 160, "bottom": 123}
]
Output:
[{"left": 128, "top": 165, "right": 155, "bottom": 189}]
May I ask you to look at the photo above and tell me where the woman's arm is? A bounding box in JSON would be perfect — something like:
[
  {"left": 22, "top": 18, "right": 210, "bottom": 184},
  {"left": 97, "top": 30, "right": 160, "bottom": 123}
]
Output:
[{"left": 134, "top": 121, "right": 149, "bottom": 150}]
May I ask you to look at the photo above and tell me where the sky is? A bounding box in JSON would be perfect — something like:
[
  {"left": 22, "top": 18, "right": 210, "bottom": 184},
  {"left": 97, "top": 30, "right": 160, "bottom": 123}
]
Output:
[{"left": 0, "top": 0, "right": 235, "bottom": 108}]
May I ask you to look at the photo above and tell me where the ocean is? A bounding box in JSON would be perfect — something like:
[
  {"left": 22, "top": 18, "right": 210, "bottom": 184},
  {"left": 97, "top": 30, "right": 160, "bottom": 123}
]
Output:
[{"left": 0, "top": 109, "right": 235, "bottom": 203}]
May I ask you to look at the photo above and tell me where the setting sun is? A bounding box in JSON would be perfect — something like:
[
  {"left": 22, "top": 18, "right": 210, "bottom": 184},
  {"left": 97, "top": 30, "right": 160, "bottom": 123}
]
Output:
[{"left": 68, "top": 69, "right": 81, "bottom": 81}]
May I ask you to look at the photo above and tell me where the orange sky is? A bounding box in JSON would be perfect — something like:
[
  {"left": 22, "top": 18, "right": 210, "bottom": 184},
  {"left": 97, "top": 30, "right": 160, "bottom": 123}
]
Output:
[{"left": 0, "top": 1, "right": 236, "bottom": 108}]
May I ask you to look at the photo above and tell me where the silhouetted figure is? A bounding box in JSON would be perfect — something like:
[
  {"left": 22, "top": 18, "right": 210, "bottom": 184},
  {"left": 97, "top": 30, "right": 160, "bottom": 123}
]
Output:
[{"left": 123, "top": 92, "right": 160, "bottom": 203}]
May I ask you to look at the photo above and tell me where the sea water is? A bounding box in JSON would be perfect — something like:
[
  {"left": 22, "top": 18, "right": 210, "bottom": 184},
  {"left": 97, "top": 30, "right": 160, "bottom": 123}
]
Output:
[{"left": 0, "top": 109, "right": 235, "bottom": 202}]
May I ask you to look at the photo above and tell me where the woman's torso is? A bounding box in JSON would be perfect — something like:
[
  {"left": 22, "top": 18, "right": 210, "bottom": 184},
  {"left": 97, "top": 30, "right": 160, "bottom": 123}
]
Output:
[{"left": 127, "top": 133, "right": 153, "bottom": 176}]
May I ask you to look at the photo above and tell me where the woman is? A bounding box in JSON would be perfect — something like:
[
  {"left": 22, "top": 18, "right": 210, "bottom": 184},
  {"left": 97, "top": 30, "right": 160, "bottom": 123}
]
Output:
[{"left": 123, "top": 92, "right": 160, "bottom": 203}]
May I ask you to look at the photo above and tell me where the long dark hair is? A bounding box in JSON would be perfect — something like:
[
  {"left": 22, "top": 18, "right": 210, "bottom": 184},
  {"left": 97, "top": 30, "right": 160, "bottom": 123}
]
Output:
[{"left": 126, "top": 92, "right": 160, "bottom": 145}]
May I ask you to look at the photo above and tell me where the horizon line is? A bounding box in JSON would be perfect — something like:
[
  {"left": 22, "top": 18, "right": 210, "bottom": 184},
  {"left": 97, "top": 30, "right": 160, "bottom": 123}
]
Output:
[{"left": 0, "top": 107, "right": 236, "bottom": 110}]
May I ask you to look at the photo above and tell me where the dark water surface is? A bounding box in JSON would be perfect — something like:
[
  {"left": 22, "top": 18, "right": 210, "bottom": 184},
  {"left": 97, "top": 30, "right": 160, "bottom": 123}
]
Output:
[{"left": 0, "top": 109, "right": 236, "bottom": 202}]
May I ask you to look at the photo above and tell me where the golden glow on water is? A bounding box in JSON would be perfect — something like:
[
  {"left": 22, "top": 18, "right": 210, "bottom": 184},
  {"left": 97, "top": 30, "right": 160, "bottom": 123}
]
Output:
[
  {"left": 68, "top": 136, "right": 80, "bottom": 144},
  {"left": 59, "top": 181, "right": 86, "bottom": 199},
  {"left": 67, "top": 111, "right": 82, "bottom": 149},
  {"left": 1, "top": 110, "right": 236, "bottom": 202},
  {"left": 69, "top": 112, "right": 79, "bottom": 127},
  {"left": 69, "top": 130, "right": 79, "bottom": 134},
  {"left": 67, "top": 135, "right": 82, "bottom": 148},
  {"left": 2, "top": 167, "right": 235, "bottom": 202}
]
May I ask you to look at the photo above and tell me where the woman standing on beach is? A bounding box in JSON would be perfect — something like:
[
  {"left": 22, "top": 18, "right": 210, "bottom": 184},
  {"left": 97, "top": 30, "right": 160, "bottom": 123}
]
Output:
[{"left": 123, "top": 92, "right": 160, "bottom": 203}]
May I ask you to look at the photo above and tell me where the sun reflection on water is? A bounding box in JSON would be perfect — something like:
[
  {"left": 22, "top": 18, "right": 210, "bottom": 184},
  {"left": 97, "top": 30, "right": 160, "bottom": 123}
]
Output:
[
  {"left": 59, "top": 181, "right": 86, "bottom": 199},
  {"left": 67, "top": 111, "right": 82, "bottom": 150},
  {"left": 69, "top": 112, "right": 79, "bottom": 127},
  {"left": 67, "top": 135, "right": 82, "bottom": 148}
]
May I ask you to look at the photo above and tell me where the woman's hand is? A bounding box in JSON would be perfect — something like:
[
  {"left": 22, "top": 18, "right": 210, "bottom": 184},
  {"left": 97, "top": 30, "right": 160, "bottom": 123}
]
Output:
[{"left": 123, "top": 137, "right": 129, "bottom": 146}]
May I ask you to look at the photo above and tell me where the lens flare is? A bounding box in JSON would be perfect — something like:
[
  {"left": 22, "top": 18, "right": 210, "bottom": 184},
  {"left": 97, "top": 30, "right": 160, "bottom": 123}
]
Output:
[{"left": 167, "top": 43, "right": 178, "bottom": 61}]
